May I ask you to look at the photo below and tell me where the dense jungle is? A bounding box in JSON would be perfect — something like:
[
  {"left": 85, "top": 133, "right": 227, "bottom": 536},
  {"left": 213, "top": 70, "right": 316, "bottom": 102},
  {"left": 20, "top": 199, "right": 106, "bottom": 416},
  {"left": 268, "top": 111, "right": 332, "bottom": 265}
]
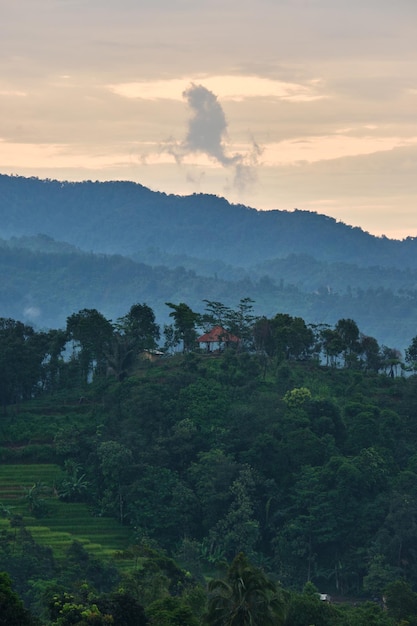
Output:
[{"left": 2, "top": 298, "right": 417, "bottom": 624}]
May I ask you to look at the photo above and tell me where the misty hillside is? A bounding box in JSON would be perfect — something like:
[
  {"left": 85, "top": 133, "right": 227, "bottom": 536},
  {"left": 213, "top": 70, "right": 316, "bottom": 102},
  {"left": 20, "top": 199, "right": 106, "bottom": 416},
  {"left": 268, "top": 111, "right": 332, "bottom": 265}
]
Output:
[
  {"left": 1, "top": 174, "right": 417, "bottom": 269},
  {"left": 1, "top": 174, "right": 417, "bottom": 352},
  {"left": 1, "top": 234, "right": 417, "bottom": 353}
]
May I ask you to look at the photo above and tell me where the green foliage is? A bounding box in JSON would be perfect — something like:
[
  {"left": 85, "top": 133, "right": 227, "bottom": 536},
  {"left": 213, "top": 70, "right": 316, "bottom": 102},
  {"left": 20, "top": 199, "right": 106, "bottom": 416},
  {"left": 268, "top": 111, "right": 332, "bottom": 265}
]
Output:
[
  {"left": 117, "top": 303, "right": 160, "bottom": 351},
  {"left": 0, "top": 318, "right": 54, "bottom": 411},
  {"left": 285, "top": 587, "right": 337, "bottom": 626},
  {"left": 147, "top": 596, "right": 199, "bottom": 626},
  {"left": 208, "top": 466, "right": 260, "bottom": 561},
  {"left": 23, "top": 482, "right": 50, "bottom": 516},
  {"left": 6, "top": 299, "right": 417, "bottom": 620},
  {"left": 205, "top": 552, "right": 285, "bottom": 626},
  {"left": 363, "top": 555, "right": 399, "bottom": 597},
  {"left": 283, "top": 387, "right": 312, "bottom": 409},
  {"left": 66, "top": 308, "right": 114, "bottom": 382},
  {"left": 47, "top": 587, "right": 147, "bottom": 625},
  {"left": 0, "top": 572, "right": 37, "bottom": 625},
  {"left": 58, "top": 461, "right": 89, "bottom": 502},
  {"left": 165, "top": 302, "right": 200, "bottom": 352},
  {"left": 384, "top": 579, "right": 417, "bottom": 624},
  {"left": 61, "top": 541, "right": 120, "bottom": 593},
  {"left": 406, "top": 335, "right": 417, "bottom": 371}
]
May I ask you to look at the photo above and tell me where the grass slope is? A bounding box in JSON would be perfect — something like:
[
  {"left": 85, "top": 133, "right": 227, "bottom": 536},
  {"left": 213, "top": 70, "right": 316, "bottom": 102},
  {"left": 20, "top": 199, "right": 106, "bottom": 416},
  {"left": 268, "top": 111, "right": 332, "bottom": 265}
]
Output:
[{"left": 0, "top": 463, "right": 136, "bottom": 571}]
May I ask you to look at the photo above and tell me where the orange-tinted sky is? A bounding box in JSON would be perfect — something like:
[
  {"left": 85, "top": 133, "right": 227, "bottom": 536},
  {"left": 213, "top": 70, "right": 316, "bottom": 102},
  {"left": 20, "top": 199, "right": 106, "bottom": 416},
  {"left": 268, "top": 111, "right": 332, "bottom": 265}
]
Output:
[{"left": 1, "top": 0, "right": 417, "bottom": 239}]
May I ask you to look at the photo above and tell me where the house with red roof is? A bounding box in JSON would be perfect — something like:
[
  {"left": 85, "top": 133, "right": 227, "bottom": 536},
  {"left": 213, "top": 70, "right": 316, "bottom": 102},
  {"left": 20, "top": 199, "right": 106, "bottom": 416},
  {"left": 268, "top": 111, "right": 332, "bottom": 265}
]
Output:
[{"left": 197, "top": 325, "right": 240, "bottom": 353}]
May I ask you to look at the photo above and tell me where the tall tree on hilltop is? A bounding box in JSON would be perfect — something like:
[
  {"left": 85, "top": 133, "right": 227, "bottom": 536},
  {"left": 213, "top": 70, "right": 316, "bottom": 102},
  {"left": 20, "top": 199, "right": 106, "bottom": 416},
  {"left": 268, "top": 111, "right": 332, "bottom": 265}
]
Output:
[
  {"left": 116, "top": 302, "right": 160, "bottom": 351},
  {"left": 165, "top": 302, "right": 200, "bottom": 352},
  {"left": 66, "top": 308, "right": 114, "bottom": 382},
  {"left": 0, "top": 318, "right": 49, "bottom": 410},
  {"left": 201, "top": 300, "right": 232, "bottom": 331},
  {"left": 335, "top": 318, "right": 360, "bottom": 367},
  {"left": 225, "top": 298, "right": 257, "bottom": 348},
  {"left": 405, "top": 334, "right": 417, "bottom": 371}
]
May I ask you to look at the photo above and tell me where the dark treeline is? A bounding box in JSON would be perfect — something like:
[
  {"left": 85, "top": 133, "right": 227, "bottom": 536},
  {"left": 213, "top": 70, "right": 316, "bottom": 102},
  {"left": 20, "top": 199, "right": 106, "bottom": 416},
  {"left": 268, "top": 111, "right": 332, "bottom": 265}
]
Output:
[
  {"left": 0, "top": 298, "right": 411, "bottom": 409},
  {"left": 2, "top": 299, "right": 417, "bottom": 624}
]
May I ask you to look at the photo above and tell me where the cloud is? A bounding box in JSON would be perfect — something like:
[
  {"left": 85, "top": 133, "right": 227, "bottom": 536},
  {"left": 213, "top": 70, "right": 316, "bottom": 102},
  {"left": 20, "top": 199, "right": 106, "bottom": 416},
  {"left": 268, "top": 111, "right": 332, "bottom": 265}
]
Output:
[
  {"left": 182, "top": 83, "right": 237, "bottom": 166},
  {"left": 263, "top": 134, "right": 417, "bottom": 166},
  {"left": 24, "top": 306, "right": 41, "bottom": 320},
  {"left": 107, "top": 75, "right": 325, "bottom": 102},
  {"left": 164, "top": 83, "right": 262, "bottom": 191}
]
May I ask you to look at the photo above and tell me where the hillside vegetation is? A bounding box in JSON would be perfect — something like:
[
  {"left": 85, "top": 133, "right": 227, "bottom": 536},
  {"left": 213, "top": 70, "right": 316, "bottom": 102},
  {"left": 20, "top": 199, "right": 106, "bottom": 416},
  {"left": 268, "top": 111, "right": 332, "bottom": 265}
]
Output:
[
  {"left": 2, "top": 174, "right": 417, "bottom": 351},
  {"left": 2, "top": 299, "right": 417, "bottom": 623},
  {"left": 2, "top": 174, "right": 417, "bottom": 267},
  {"left": 2, "top": 174, "right": 417, "bottom": 623}
]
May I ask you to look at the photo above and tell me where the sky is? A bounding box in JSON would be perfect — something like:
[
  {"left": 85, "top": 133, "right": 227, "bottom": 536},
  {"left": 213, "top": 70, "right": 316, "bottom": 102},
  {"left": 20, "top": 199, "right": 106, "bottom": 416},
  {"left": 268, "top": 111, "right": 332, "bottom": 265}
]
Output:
[{"left": 1, "top": 0, "right": 417, "bottom": 240}]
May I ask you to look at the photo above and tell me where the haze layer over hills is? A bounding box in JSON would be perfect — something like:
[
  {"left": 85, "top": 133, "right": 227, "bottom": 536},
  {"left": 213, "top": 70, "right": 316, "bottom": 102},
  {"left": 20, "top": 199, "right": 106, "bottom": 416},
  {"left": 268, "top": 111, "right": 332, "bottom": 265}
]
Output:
[{"left": 0, "top": 174, "right": 415, "bottom": 351}]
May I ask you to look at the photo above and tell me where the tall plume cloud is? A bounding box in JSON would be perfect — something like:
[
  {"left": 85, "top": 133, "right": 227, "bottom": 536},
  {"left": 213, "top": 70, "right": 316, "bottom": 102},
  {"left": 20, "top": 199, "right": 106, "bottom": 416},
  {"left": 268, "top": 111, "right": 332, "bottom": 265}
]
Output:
[
  {"left": 182, "top": 83, "right": 238, "bottom": 166},
  {"left": 165, "top": 83, "right": 261, "bottom": 191}
]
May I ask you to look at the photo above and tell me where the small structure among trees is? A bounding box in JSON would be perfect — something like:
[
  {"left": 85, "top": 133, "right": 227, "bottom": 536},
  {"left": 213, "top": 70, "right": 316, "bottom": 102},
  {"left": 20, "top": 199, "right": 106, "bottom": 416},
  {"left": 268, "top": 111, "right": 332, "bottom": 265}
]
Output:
[{"left": 197, "top": 325, "right": 240, "bottom": 353}]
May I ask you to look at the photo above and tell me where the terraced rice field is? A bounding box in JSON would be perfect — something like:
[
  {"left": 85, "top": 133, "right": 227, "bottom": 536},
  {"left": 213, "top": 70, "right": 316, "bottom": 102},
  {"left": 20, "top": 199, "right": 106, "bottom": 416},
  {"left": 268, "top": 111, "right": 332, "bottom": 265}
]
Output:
[{"left": 0, "top": 463, "right": 136, "bottom": 571}]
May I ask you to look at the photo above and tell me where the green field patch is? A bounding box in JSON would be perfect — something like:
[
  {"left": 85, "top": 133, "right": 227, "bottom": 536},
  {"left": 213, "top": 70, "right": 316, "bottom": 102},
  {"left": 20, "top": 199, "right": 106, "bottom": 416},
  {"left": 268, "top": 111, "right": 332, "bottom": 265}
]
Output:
[{"left": 0, "top": 463, "right": 136, "bottom": 570}]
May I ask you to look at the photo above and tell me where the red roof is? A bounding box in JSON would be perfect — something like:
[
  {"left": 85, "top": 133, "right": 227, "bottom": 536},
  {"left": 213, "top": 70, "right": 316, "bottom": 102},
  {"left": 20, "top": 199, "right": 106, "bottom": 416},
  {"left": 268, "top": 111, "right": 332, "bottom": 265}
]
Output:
[{"left": 197, "top": 325, "right": 240, "bottom": 343}]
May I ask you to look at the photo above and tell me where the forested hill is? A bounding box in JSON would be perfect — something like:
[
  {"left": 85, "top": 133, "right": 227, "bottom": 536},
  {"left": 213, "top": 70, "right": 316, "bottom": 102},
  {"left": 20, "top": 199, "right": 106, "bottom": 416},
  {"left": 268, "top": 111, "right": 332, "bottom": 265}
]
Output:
[
  {"left": 1, "top": 173, "right": 417, "bottom": 268},
  {"left": 1, "top": 238, "right": 417, "bottom": 351}
]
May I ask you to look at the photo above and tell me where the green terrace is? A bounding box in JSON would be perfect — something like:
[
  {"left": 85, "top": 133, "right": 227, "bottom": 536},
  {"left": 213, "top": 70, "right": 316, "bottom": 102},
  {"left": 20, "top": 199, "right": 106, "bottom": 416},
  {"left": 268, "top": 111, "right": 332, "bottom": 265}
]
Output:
[
  {"left": 0, "top": 397, "right": 97, "bottom": 447},
  {"left": 0, "top": 463, "right": 136, "bottom": 572}
]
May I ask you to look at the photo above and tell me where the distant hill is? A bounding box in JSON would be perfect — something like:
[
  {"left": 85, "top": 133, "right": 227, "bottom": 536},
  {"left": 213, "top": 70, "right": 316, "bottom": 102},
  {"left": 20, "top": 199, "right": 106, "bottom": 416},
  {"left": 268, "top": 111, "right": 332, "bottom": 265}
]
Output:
[
  {"left": 1, "top": 173, "right": 417, "bottom": 268},
  {"left": 1, "top": 174, "right": 417, "bottom": 351}
]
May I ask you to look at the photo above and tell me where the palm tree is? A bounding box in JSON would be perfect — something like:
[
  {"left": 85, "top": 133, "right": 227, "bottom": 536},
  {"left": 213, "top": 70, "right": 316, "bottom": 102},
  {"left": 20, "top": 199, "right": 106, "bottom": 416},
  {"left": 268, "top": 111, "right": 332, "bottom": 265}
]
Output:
[
  {"left": 23, "top": 481, "right": 49, "bottom": 515},
  {"left": 205, "top": 553, "right": 285, "bottom": 626},
  {"left": 104, "top": 333, "right": 136, "bottom": 381}
]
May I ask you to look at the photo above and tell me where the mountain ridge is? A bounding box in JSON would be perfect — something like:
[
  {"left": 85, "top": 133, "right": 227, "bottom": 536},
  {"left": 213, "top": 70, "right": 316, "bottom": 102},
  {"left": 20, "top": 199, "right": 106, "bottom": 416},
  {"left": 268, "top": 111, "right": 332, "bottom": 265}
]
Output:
[
  {"left": 1, "top": 173, "right": 417, "bottom": 351},
  {"left": 1, "top": 173, "right": 416, "bottom": 269}
]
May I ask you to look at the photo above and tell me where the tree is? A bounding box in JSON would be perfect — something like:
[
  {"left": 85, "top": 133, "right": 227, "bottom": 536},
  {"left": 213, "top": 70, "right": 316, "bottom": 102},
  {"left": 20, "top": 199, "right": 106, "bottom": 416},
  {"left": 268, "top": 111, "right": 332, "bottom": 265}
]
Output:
[
  {"left": 283, "top": 387, "right": 312, "bottom": 410},
  {"left": 225, "top": 298, "right": 257, "bottom": 349},
  {"left": 0, "top": 318, "right": 48, "bottom": 410},
  {"left": 253, "top": 313, "right": 314, "bottom": 361},
  {"left": 104, "top": 333, "right": 137, "bottom": 381},
  {"left": 380, "top": 346, "right": 402, "bottom": 378},
  {"left": 363, "top": 554, "right": 399, "bottom": 597},
  {"left": 117, "top": 302, "right": 160, "bottom": 351},
  {"left": 320, "top": 326, "right": 344, "bottom": 367},
  {"left": 97, "top": 441, "right": 133, "bottom": 523},
  {"left": 61, "top": 541, "right": 120, "bottom": 593},
  {"left": 334, "top": 318, "right": 360, "bottom": 367},
  {"left": 38, "top": 328, "right": 68, "bottom": 391},
  {"left": 276, "top": 464, "right": 337, "bottom": 586},
  {"left": 205, "top": 553, "right": 284, "bottom": 626},
  {"left": 147, "top": 596, "right": 198, "bottom": 626},
  {"left": 66, "top": 308, "right": 114, "bottom": 382},
  {"left": 252, "top": 317, "right": 274, "bottom": 356},
  {"left": 165, "top": 302, "right": 200, "bottom": 352},
  {"left": 0, "top": 572, "right": 37, "bottom": 626},
  {"left": 104, "top": 303, "right": 160, "bottom": 380},
  {"left": 97, "top": 592, "right": 148, "bottom": 626},
  {"left": 208, "top": 467, "right": 260, "bottom": 561},
  {"left": 202, "top": 300, "right": 231, "bottom": 330},
  {"left": 188, "top": 449, "right": 240, "bottom": 535},
  {"left": 285, "top": 582, "right": 337, "bottom": 626},
  {"left": 405, "top": 335, "right": 417, "bottom": 371},
  {"left": 360, "top": 334, "right": 381, "bottom": 373},
  {"left": 58, "top": 461, "right": 89, "bottom": 502},
  {"left": 23, "top": 482, "right": 49, "bottom": 516},
  {"left": 384, "top": 579, "right": 417, "bottom": 624},
  {"left": 127, "top": 466, "right": 199, "bottom": 547}
]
